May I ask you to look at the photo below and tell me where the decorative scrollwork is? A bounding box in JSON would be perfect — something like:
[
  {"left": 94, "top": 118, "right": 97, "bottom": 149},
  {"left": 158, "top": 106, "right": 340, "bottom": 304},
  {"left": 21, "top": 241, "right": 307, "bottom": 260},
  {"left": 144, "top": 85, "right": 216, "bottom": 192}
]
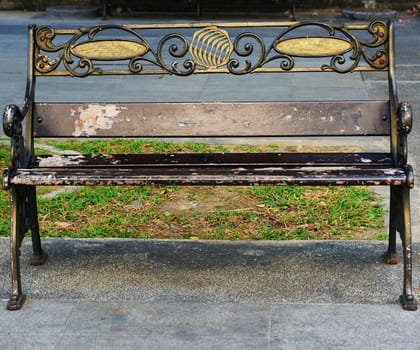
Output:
[
  {"left": 2, "top": 105, "right": 25, "bottom": 169},
  {"left": 358, "top": 21, "right": 389, "bottom": 70},
  {"left": 228, "top": 32, "right": 265, "bottom": 74},
  {"left": 33, "top": 21, "right": 390, "bottom": 77},
  {"left": 268, "top": 22, "right": 357, "bottom": 73},
  {"left": 397, "top": 102, "right": 413, "bottom": 135},
  {"left": 3, "top": 104, "right": 22, "bottom": 138},
  {"left": 366, "top": 21, "right": 388, "bottom": 46},
  {"left": 396, "top": 102, "right": 413, "bottom": 167},
  {"left": 35, "top": 25, "right": 154, "bottom": 77},
  {"left": 157, "top": 33, "right": 196, "bottom": 75}
]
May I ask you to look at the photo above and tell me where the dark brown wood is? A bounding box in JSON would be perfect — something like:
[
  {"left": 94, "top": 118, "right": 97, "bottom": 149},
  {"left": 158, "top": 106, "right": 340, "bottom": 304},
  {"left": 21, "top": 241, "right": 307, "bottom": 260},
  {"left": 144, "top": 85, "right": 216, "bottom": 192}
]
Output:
[
  {"left": 33, "top": 153, "right": 393, "bottom": 168},
  {"left": 33, "top": 101, "right": 390, "bottom": 138},
  {"left": 10, "top": 165, "right": 406, "bottom": 187},
  {"left": 15, "top": 152, "right": 404, "bottom": 187}
]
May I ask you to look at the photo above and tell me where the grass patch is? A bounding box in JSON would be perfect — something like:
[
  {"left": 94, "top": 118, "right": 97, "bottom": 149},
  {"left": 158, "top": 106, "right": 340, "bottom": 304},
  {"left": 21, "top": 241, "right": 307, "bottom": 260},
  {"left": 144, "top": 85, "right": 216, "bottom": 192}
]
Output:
[
  {"left": 0, "top": 139, "right": 386, "bottom": 240},
  {"left": 0, "top": 142, "right": 11, "bottom": 236}
]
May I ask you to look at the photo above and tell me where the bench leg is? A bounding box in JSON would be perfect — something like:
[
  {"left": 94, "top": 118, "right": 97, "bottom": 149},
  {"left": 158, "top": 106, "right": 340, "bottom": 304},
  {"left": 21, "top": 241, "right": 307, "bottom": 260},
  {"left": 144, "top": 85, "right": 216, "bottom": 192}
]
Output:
[
  {"left": 387, "top": 185, "right": 417, "bottom": 310},
  {"left": 398, "top": 185, "right": 417, "bottom": 311},
  {"left": 388, "top": 185, "right": 417, "bottom": 310},
  {"left": 7, "top": 187, "right": 26, "bottom": 311},
  {"left": 7, "top": 186, "right": 47, "bottom": 311},
  {"left": 290, "top": 0, "right": 296, "bottom": 21},
  {"left": 384, "top": 186, "right": 399, "bottom": 264},
  {"left": 28, "top": 186, "right": 48, "bottom": 266}
]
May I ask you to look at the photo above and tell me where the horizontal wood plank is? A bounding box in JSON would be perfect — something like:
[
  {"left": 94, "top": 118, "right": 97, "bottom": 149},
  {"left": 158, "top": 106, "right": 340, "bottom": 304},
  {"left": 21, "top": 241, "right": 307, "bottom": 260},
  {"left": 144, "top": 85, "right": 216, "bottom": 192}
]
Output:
[
  {"left": 33, "top": 153, "right": 393, "bottom": 168},
  {"left": 10, "top": 152, "right": 402, "bottom": 187},
  {"left": 33, "top": 101, "right": 390, "bottom": 138},
  {"left": 10, "top": 166, "right": 406, "bottom": 187}
]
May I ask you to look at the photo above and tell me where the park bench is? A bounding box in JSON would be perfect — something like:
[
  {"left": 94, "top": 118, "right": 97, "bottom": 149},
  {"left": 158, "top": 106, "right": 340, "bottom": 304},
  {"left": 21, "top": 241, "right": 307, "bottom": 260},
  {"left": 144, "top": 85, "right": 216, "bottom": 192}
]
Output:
[
  {"left": 101, "top": 0, "right": 296, "bottom": 20},
  {"left": 2, "top": 19, "right": 416, "bottom": 311}
]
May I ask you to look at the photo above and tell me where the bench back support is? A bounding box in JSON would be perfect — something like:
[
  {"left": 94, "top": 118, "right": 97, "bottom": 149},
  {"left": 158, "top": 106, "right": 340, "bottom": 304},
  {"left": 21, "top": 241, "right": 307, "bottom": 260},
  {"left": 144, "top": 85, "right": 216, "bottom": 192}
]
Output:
[
  {"left": 32, "top": 21, "right": 391, "bottom": 76},
  {"left": 33, "top": 101, "right": 390, "bottom": 138},
  {"left": 16, "top": 20, "right": 401, "bottom": 165}
]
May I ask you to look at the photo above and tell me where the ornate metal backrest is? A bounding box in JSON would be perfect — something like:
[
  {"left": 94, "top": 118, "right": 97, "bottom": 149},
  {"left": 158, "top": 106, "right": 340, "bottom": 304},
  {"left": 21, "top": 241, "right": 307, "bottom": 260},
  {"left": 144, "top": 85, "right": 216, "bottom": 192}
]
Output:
[
  {"left": 32, "top": 21, "right": 391, "bottom": 77},
  {"left": 11, "top": 20, "right": 405, "bottom": 169},
  {"left": 3, "top": 21, "right": 408, "bottom": 174}
]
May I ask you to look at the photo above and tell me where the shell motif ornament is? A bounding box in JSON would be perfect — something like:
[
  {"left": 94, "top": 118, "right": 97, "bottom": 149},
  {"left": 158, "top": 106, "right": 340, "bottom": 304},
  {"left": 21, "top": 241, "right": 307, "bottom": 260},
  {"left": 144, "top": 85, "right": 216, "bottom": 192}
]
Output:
[{"left": 189, "top": 26, "right": 233, "bottom": 69}]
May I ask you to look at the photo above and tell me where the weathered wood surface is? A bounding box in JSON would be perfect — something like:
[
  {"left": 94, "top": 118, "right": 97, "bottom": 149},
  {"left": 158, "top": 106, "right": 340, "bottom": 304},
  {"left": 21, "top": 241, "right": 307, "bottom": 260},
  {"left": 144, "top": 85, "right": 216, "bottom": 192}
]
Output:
[
  {"left": 33, "top": 101, "right": 390, "bottom": 138},
  {"left": 10, "top": 152, "right": 404, "bottom": 187},
  {"left": 10, "top": 166, "right": 406, "bottom": 186},
  {"left": 33, "top": 153, "right": 393, "bottom": 168}
]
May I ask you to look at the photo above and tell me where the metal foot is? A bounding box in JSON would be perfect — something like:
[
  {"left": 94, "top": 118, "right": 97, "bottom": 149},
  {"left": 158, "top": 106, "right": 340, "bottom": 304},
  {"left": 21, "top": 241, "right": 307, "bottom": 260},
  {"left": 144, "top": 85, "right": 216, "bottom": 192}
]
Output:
[
  {"left": 31, "top": 251, "right": 48, "bottom": 266},
  {"left": 400, "top": 294, "right": 418, "bottom": 311},
  {"left": 7, "top": 294, "right": 26, "bottom": 311},
  {"left": 383, "top": 251, "right": 398, "bottom": 265}
]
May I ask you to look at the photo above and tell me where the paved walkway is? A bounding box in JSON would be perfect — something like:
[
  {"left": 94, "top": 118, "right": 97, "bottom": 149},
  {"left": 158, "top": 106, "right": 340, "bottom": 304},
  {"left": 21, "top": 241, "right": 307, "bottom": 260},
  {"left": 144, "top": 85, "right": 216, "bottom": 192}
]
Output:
[{"left": 0, "top": 9, "right": 420, "bottom": 349}]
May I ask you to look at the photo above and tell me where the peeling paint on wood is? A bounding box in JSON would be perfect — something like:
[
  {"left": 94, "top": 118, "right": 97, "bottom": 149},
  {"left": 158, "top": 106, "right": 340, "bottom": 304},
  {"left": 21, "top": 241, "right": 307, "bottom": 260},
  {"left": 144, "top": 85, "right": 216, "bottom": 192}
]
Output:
[
  {"left": 33, "top": 101, "right": 390, "bottom": 138},
  {"left": 73, "top": 104, "right": 127, "bottom": 137}
]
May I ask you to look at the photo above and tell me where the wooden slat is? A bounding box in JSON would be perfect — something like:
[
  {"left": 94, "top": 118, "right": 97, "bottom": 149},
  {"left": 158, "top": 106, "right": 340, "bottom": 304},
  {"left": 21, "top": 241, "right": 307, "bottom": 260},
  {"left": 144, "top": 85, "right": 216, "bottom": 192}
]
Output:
[
  {"left": 10, "top": 166, "right": 406, "bottom": 187},
  {"left": 33, "top": 101, "right": 390, "bottom": 138},
  {"left": 34, "top": 153, "right": 394, "bottom": 168},
  {"left": 12, "top": 152, "right": 403, "bottom": 187}
]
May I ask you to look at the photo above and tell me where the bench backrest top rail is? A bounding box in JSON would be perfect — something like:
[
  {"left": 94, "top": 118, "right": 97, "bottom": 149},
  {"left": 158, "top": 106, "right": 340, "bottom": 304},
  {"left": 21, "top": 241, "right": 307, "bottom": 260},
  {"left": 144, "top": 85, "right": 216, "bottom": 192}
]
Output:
[{"left": 32, "top": 20, "right": 391, "bottom": 77}]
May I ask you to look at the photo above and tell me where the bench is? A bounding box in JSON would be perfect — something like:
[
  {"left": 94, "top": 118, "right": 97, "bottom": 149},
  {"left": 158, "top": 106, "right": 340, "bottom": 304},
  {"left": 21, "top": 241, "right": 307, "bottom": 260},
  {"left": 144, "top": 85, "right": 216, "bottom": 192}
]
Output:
[
  {"left": 2, "top": 20, "right": 416, "bottom": 311},
  {"left": 101, "top": 0, "right": 296, "bottom": 20}
]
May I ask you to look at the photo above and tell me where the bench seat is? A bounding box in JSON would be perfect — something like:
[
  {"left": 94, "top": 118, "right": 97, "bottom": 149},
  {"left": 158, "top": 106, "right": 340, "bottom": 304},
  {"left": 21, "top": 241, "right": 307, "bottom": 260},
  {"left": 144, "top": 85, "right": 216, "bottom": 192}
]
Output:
[{"left": 8, "top": 153, "right": 406, "bottom": 186}]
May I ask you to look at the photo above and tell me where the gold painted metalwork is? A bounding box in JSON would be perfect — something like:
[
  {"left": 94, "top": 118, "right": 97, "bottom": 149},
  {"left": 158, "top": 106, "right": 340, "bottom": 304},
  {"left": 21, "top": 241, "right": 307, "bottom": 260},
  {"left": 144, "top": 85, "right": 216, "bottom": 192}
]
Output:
[
  {"left": 33, "top": 20, "right": 390, "bottom": 77},
  {"left": 72, "top": 40, "right": 148, "bottom": 60},
  {"left": 189, "top": 26, "right": 233, "bottom": 68},
  {"left": 275, "top": 37, "right": 352, "bottom": 57}
]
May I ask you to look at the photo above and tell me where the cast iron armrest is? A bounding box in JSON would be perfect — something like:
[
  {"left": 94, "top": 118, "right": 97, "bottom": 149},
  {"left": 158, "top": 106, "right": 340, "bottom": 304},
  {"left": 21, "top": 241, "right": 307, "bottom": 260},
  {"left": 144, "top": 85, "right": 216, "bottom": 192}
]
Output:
[
  {"left": 2, "top": 105, "right": 25, "bottom": 189},
  {"left": 396, "top": 102, "right": 414, "bottom": 188}
]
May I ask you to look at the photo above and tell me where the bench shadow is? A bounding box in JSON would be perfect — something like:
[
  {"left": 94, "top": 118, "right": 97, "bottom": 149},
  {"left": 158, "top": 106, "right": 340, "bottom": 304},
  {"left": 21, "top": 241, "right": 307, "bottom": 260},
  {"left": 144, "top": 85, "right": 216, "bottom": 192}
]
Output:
[{"left": 3, "top": 238, "right": 415, "bottom": 305}]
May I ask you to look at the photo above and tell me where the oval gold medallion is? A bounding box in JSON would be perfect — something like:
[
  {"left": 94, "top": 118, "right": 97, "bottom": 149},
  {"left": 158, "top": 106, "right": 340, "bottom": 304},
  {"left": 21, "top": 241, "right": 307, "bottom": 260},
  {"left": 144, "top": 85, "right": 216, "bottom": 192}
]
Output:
[
  {"left": 72, "top": 40, "right": 148, "bottom": 60},
  {"left": 276, "top": 37, "right": 352, "bottom": 57}
]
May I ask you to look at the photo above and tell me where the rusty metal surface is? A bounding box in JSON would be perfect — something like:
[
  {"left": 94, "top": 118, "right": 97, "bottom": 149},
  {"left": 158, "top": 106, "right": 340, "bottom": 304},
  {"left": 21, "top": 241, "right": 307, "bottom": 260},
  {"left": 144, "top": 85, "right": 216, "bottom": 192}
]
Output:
[{"left": 33, "top": 101, "right": 391, "bottom": 138}]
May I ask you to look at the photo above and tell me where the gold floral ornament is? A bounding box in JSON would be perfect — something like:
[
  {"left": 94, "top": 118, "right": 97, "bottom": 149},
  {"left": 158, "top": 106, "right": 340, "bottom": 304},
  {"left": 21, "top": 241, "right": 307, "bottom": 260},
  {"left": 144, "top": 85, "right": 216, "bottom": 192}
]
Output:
[
  {"left": 189, "top": 26, "right": 233, "bottom": 69},
  {"left": 35, "top": 54, "right": 59, "bottom": 73},
  {"left": 35, "top": 27, "right": 61, "bottom": 73},
  {"left": 363, "top": 21, "right": 389, "bottom": 69}
]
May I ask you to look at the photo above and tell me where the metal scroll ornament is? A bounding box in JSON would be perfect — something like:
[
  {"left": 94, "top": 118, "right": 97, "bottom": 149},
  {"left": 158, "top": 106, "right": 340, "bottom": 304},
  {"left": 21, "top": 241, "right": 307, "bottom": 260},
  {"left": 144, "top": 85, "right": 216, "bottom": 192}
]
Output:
[
  {"left": 35, "top": 25, "right": 153, "bottom": 77},
  {"left": 33, "top": 21, "right": 390, "bottom": 77},
  {"left": 189, "top": 26, "right": 233, "bottom": 68}
]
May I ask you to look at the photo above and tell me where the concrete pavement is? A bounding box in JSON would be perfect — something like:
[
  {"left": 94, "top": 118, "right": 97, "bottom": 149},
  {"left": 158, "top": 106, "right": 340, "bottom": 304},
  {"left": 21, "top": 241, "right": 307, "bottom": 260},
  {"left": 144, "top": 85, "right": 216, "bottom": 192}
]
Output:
[
  {"left": 1, "top": 238, "right": 420, "bottom": 349},
  {"left": 0, "top": 9, "right": 420, "bottom": 349}
]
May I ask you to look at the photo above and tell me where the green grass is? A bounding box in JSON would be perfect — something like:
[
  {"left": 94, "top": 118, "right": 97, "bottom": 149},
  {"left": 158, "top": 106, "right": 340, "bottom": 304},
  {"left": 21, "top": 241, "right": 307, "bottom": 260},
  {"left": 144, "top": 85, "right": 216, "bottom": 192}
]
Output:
[
  {"left": 249, "top": 186, "right": 384, "bottom": 240},
  {"left": 0, "top": 139, "right": 386, "bottom": 240},
  {"left": 42, "top": 138, "right": 231, "bottom": 154},
  {"left": 0, "top": 143, "right": 10, "bottom": 236}
]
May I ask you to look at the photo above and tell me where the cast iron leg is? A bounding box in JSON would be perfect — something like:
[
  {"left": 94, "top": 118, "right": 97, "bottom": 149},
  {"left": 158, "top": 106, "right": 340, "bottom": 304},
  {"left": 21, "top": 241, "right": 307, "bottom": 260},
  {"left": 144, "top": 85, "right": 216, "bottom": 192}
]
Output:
[
  {"left": 291, "top": 0, "right": 296, "bottom": 20},
  {"left": 384, "top": 186, "right": 398, "bottom": 264},
  {"left": 399, "top": 185, "right": 417, "bottom": 311},
  {"left": 28, "top": 186, "right": 48, "bottom": 266},
  {"left": 7, "top": 187, "right": 26, "bottom": 311}
]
